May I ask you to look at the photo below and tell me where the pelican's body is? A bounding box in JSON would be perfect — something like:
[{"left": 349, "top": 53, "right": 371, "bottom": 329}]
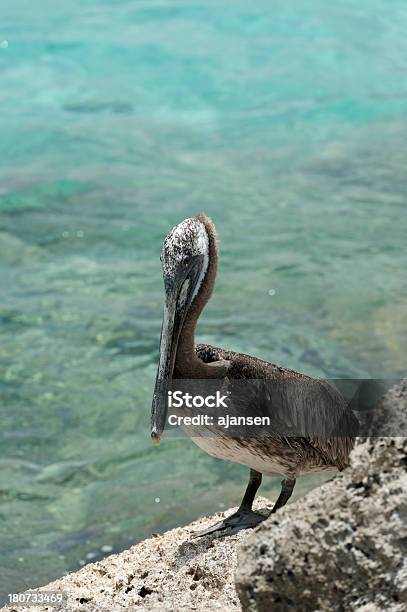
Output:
[
  {"left": 192, "top": 345, "right": 350, "bottom": 478},
  {"left": 151, "top": 214, "right": 358, "bottom": 535}
]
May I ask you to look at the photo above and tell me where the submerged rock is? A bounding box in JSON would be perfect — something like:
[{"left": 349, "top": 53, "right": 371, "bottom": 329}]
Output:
[
  {"left": 235, "top": 380, "right": 407, "bottom": 612},
  {"left": 0, "top": 231, "right": 43, "bottom": 265}
]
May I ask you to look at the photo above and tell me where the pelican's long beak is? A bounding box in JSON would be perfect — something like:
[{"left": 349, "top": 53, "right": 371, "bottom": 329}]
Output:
[{"left": 151, "top": 277, "right": 191, "bottom": 443}]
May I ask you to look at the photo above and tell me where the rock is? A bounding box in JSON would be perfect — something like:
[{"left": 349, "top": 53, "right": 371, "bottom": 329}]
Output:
[
  {"left": 3, "top": 381, "right": 406, "bottom": 611},
  {"left": 0, "top": 498, "right": 274, "bottom": 612},
  {"left": 235, "top": 380, "right": 407, "bottom": 612},
  {"left": 0, "top": 232, "right": 43, "bottom": 265}
]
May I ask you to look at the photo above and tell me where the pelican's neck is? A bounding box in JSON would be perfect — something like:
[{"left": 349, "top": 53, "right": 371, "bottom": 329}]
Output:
[{"left": 175, "top": 215, "right": 219, "bottom": 378}]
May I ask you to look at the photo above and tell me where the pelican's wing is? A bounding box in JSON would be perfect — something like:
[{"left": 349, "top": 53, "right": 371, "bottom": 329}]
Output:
[{"left": 226, "top": 373, "right": 358, "bottom": 469}]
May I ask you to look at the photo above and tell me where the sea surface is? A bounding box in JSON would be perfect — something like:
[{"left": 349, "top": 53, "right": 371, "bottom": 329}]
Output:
[{"left": 1, "top": 0, "right": 407, "bottom": 601}]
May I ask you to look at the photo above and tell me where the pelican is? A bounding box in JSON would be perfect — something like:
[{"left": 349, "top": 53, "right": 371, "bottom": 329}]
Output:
[{"left": 151, "top": 214, "right": 358, "bottom": 536}]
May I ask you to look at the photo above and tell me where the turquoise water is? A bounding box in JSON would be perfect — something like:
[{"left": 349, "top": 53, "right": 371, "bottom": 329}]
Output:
[{"left": 1, "top": 0, "right": 407, "bottom": 601}]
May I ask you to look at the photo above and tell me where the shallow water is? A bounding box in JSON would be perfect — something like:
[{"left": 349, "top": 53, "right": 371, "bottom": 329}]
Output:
[{"left": 1, "top": 0, "right": 407, "bottom": 601}]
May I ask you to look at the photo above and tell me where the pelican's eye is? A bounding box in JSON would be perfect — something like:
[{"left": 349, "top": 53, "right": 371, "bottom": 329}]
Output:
[{"left": 182, "top": 256, "right": 191, "bottom": 268}]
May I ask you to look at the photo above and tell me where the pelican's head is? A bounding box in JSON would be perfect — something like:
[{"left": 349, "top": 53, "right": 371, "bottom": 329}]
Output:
[{"left": 150, "top": 215, "right": 212, "bottom": 443}]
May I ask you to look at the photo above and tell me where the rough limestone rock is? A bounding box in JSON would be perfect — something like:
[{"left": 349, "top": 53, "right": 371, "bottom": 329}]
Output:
[
  {"left": 2, "top": 381, "right": 405, "bottom": 612},
  {"left": 235, "top": 380, "right": 407, "bottom": 612},
  {"left": 0, "top": 498, "right": 274, "bottom": 612}
]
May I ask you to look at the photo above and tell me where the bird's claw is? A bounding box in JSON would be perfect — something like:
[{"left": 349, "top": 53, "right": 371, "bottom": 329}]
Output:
[{"left": 191, "top": 509, "right": 266, "bottom": 538}]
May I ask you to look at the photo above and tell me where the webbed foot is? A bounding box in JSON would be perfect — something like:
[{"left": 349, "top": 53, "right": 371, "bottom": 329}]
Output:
[{"left": 192, "top": 509, "right": 266, "bottom": 538}]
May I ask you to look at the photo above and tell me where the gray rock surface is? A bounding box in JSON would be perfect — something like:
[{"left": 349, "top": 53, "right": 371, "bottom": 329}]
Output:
[
  {"left": 235, "top": 380, "right": 407, "bottom": 612},
  {"left": 2, "top": 381, "right": 405, "bottom": 612},
  {"left": 0, "top": 498, "right": 274, "bottom": 612}
]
